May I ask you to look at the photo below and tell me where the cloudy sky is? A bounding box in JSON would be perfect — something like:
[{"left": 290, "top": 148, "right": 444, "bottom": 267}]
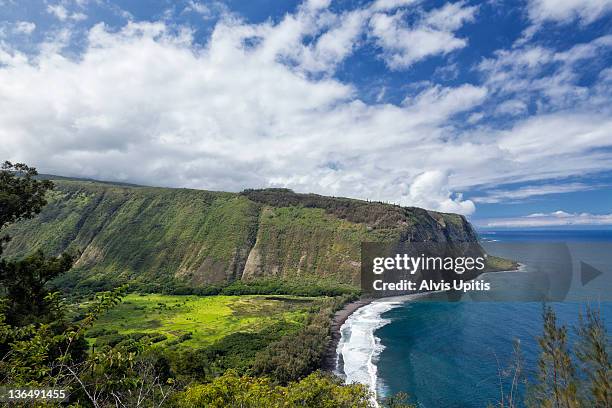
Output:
[{"left": 1, "top": 0, "right": 611, "bottom": 228}]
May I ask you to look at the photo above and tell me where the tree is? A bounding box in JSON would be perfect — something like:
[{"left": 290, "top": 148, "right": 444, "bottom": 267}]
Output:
[
  {"left": 0, "top": 161, "right": 72, "bottom": 326},
  {"left": 529, "top": 306, "right": 580, "bottom": 408},
  {"left": 0, "top": 162, "right": 177, "bottom": 406},
  {"left": 575, "top": 307, "right": 611, "bottom": 407},
  {"left": 0, "top": 161, "right": 53, "bottom": 253},
  {"left": 526, "top": 305, "right": 611, "bottom": 408},
  {"left": 1, "top": 250, "right": 74, "bottom": 326}
]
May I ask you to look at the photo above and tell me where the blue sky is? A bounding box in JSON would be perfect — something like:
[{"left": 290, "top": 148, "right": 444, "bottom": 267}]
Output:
[{"left": 1, "top": 0, "right": 611, "bottom": 228}]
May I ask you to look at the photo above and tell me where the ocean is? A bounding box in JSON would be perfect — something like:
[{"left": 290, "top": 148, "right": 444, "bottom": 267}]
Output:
[{"left": 336, "top": 229, "right": 612, "bottom": 407}]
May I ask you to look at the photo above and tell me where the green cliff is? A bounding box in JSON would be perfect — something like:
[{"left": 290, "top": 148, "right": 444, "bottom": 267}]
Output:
[{"left": 3, "top": 179, "right": 481, "bottom": 293}]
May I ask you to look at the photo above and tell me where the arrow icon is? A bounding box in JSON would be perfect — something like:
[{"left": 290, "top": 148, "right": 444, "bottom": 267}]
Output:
[{"left": 580, "top": 261, "right": 603, "bottom": 286}]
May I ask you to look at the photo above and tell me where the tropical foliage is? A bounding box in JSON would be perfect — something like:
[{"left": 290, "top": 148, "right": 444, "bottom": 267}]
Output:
[{"left": 0, "top": 163, "right": 608, "bottom": 408}]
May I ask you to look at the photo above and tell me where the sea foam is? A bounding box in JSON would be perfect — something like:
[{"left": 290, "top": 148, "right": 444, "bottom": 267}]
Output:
[{"left": 335, "top": 297, "right": 409, "bottom": 406}]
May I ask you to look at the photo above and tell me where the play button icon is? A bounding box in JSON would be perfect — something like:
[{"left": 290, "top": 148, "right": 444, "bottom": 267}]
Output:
[{"left": 581, "top": 261, "right": 603, "bottom": 286}]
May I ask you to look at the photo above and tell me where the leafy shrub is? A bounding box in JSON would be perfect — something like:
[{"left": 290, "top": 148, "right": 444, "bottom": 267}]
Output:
[
  {"left": 173, "top": 369, "right": 373, "bottom": 408},
  {"left": 170, "top": 320, "right": 302, "bottom": 380},
  {"left": 251, "top": 296, "right": 349, "bottom": 384}
]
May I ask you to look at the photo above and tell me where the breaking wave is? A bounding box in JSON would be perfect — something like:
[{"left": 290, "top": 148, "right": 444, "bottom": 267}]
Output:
[{"left": 335, "top": 297, "right": 406, "bottom": 406}]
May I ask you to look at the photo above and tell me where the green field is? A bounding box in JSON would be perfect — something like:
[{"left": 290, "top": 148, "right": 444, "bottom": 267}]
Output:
[{"left": 86, "top": 294, "right": 316, "bottom": 348}]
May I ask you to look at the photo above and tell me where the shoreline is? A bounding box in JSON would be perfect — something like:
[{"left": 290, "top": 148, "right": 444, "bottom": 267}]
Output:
[
  {"left": 325, "top": 294, "right": 416, "bottom": 406},
  {"left": 323, "top": 265, "right": 522, "bottom": 373},
  {"left": 322, "top": 293, "right": 421, "bottom": 374},
  {"left": 322, "top": 297, "right": 373, "bottom": 372}
]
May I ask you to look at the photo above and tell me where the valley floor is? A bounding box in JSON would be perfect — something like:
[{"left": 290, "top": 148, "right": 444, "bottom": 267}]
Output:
[{"left": 85, "top": 294, "right": 317, "bottom": 350}]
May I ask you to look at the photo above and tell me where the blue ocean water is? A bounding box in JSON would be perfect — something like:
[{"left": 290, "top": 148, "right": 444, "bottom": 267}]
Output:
[{"left": 373, "top": 230, "right": 612, "bottom": 408}]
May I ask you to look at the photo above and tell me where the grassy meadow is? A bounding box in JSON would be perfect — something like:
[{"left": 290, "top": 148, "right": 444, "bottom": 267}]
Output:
[{"left": 85, "top": 294, "right": 316, "bottom": 349}]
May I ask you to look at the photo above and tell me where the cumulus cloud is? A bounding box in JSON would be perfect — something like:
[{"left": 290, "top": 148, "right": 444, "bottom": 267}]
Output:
[
  {"left": 369, "top": 2, "right": 477, "bottom": 69},
  {"left": 467, "top": 112, "right": 484, "bottom": 124},
  {"left": 519, "top": 0, "right": 612, "bottom": 43},
  {"left": 0, "top": 21, "right": 36, "bottom": 37},
  {"left": 0, "top": 18, "right": 489, "bottom": 214},
  {"left": 423, "top": 1, "right": 477, "bottom": 31},
  {"left": 0, "top": 1, "right": 611, "bottom": 217},
  {"left": 238, "top": 0, "right": 477, "bottom": 74},
  {"left": 404, "top": 171, "right": 475, "bottom": 214},
  {"left": 298, "top": 8, "right": 370, "bottom": 74},
  {"left": 404, "top": 84, "right": 487, "bottom": 120},
  {"left": 482, "top": 211, "right": 612, "bottom": 228},
  {"left": 184, "top": 1, "right": 211, "bottom": 15},
  {"left": 527, "top": 0, "right": 612, "bottom": 25}
]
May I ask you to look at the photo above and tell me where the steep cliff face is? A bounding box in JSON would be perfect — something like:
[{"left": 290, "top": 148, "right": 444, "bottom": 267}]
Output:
[
  {"left": 3, "top": 180, "right": 480, "bottom": 292},
  {"left": 239, "top": 189, "right": 480, "bottom": 285}
]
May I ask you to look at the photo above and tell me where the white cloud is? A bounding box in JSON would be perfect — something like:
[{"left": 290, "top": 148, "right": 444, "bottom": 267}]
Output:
[
  {"left": 599, "top": 67, "right": 612, "bottom": 82},
  {"left": 14, "top": 21, "right": 36, "bottom": 35},
  {"left": 478, "top": 35, "right": 612, "bottom": 111},
  {"left": 0, "top": 19, "right": 490, "bottom": 214},
  {"left": 47, "top": 4, "right": 87, "bottom": 22},
  {"left": 433, "top": 63, "right": 459, "bottom": 81},
  {"left": 220, "top": 1, "right": 358, "bottom": 75},
  {"left": 242, "top": 0, "right": 477, "bottom": 74},
  {"left": 473, "top": 183, "right": 594, "bottom": 204},
  {"left": 424, "top": 1, "right": 478, "bottom": 31},
  {"left": 371, "top": 0, "right": 419, "bottom": 12},
  {"left": 527, "top": 0, "right": 612, "bottom": 25},
  {"left": 498, "top": 113, "right": 612, "bottom": 162},
  {"left": 369, "top": 2, "right": 476, "bottom": 69},
  {"left": 495, "top": 99, "right": 527, "bottom": 116},
  {"left": 555, "top": 35, "right": 612, "bottom": 62},
  {"left": 47, "top": 4, "right": 68, "bottom": 20},
  {"left": 299, "top": 9, "right": 369, "bottom": 73},
  {"left": 403, "top": 84, "right": 487, "bottom": 121},
  {"left": 405, "top": 170, "right": 475, "bottom": 214},
  {"left": 482, "top": 211, "right": 612, "bottom": 228},
  {"left": 467, "top": 112, "right": 484, "bottom": 124},
  {"left": 0, "top": 1, "right": 611, "bottom": 217},
  {"left": 185, "top": 1, "right": 209, "bottom": 15},
  {"left": 184, "top": 1, "right": 229, "bottom": 20}
]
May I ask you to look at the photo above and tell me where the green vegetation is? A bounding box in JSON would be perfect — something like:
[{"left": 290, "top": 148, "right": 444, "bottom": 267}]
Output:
[
  {"left": 3, "top": 178, "right": 481, "bottom": 294},
  {"left": 168, "top": 294, "right": 354, "bottom": 383},
  {"left": 241, "top": 188, "right": 471, "bottom": 233},
  {"left": 0, "top": 162, "right": 75, "bottom": 327},
  {"left": 528, "top": 306, "right": 611, "bottom": 408},
  {"left": 485, "top": 255, "right": 519, "bottom": 272},
  {"left": 495, "top": 306, "right": 611, "bottom": 408},
  {"left": 216, "top": 277, "right": 358, "bottom": 297},
  {"left": 244, "top": 206, "right": 370, "bottom": 284},
  {"left": 1, "top": 162, "right": 608, "bottom": 408},
  {"left": 85, "top": 294, "right": 314, "bottom": 348},
  {"left": 173, "top": 370, "right": 372, "bottom": 408},
  {"left": 0, "top": 164, "right": 382, "bottom": 407},
  {"left": 251, "top": 296, "right": 341, "bottom": 384},
  {"left": 530, "top": 306, "right": 581, "bottom": 407},
  {"left": 4, "top": 180, "right": 261, "bottom": 293}
]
